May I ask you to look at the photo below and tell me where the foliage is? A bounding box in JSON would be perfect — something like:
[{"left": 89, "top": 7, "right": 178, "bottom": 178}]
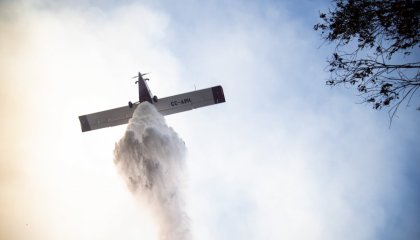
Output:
[{"left": 314, "top": 0, "right": 420, "bottom": 119}]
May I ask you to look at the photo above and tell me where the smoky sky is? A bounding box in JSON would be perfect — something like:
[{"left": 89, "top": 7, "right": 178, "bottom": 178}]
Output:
[{"left": 1, "top": 0, "right": 419, "bottom": 240}]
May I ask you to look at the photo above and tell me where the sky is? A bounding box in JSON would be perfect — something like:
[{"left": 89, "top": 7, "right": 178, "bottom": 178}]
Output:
[{"left": 1, "top": 0, "right": 419, "bottom": 239}]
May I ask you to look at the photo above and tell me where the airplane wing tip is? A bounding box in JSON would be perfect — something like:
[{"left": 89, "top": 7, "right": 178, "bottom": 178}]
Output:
[
  {"left": 78, "top": 115, "right": 92, "bottom": 132},
  {"left": 212, "top": 85, "right": 226, "bottom": 104}
]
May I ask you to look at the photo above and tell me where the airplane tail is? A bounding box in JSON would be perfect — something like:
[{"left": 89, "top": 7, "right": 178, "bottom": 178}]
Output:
[{"left": 137, "top": 72, "right": 153, "bottom": 103}]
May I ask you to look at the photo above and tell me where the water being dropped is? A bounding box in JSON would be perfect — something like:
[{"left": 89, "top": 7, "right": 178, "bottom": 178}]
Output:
[{"left": 114, "top": 102, "right": 191, "bottom": 240}]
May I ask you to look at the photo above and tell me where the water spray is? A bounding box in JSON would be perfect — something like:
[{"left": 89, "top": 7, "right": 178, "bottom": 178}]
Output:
[{"left": 114, "top": 102, "right": 191, "bottom": 240}]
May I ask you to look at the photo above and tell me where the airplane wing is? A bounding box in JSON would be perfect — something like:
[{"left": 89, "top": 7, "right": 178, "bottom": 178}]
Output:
[
  {"left": 79, "top": 86, "right": 225, "bottom": 132},
  {"left": 154, "top": 85, "right": 225, "bottom": 115},
  {"left": 79, "top": 105, "right": 136, "bottom": 132}
]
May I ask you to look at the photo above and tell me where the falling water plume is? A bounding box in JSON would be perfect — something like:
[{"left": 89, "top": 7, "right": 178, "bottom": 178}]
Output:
[{"left": 114, "top": 102, "right": 191, "bottom": 240}]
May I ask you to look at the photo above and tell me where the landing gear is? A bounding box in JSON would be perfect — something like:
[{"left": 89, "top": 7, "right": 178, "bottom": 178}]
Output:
[
  {"left": 128, "top": 101, "right": 133, "bottom": 108},
  {"left": 153, "top": 96, "right": 158, "bottom": 102}
]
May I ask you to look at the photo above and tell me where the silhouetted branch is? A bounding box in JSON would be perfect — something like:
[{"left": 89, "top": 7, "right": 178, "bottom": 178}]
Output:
[{"left": 315, "top": 0, "right": 420, "bottom": 122}]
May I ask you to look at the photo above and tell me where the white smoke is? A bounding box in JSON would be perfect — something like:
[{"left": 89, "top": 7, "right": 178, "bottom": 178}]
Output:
[{"left": 114, "top": 102, "right": 191, "bottom": 240}]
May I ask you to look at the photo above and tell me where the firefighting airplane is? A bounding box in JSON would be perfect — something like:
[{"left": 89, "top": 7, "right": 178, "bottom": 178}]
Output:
[{"left": 78, "top": 72, "right": 226, "bottom": 132}]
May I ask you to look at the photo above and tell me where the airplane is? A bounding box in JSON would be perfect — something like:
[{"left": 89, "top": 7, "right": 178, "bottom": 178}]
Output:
[{"left": 78, "top": 72, "right": 226, "bottom": 132}]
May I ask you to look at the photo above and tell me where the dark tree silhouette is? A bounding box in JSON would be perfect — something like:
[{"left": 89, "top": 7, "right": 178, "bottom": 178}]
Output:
[{"left": 314, "top": 0, "right": 420, "bottom": 120}]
